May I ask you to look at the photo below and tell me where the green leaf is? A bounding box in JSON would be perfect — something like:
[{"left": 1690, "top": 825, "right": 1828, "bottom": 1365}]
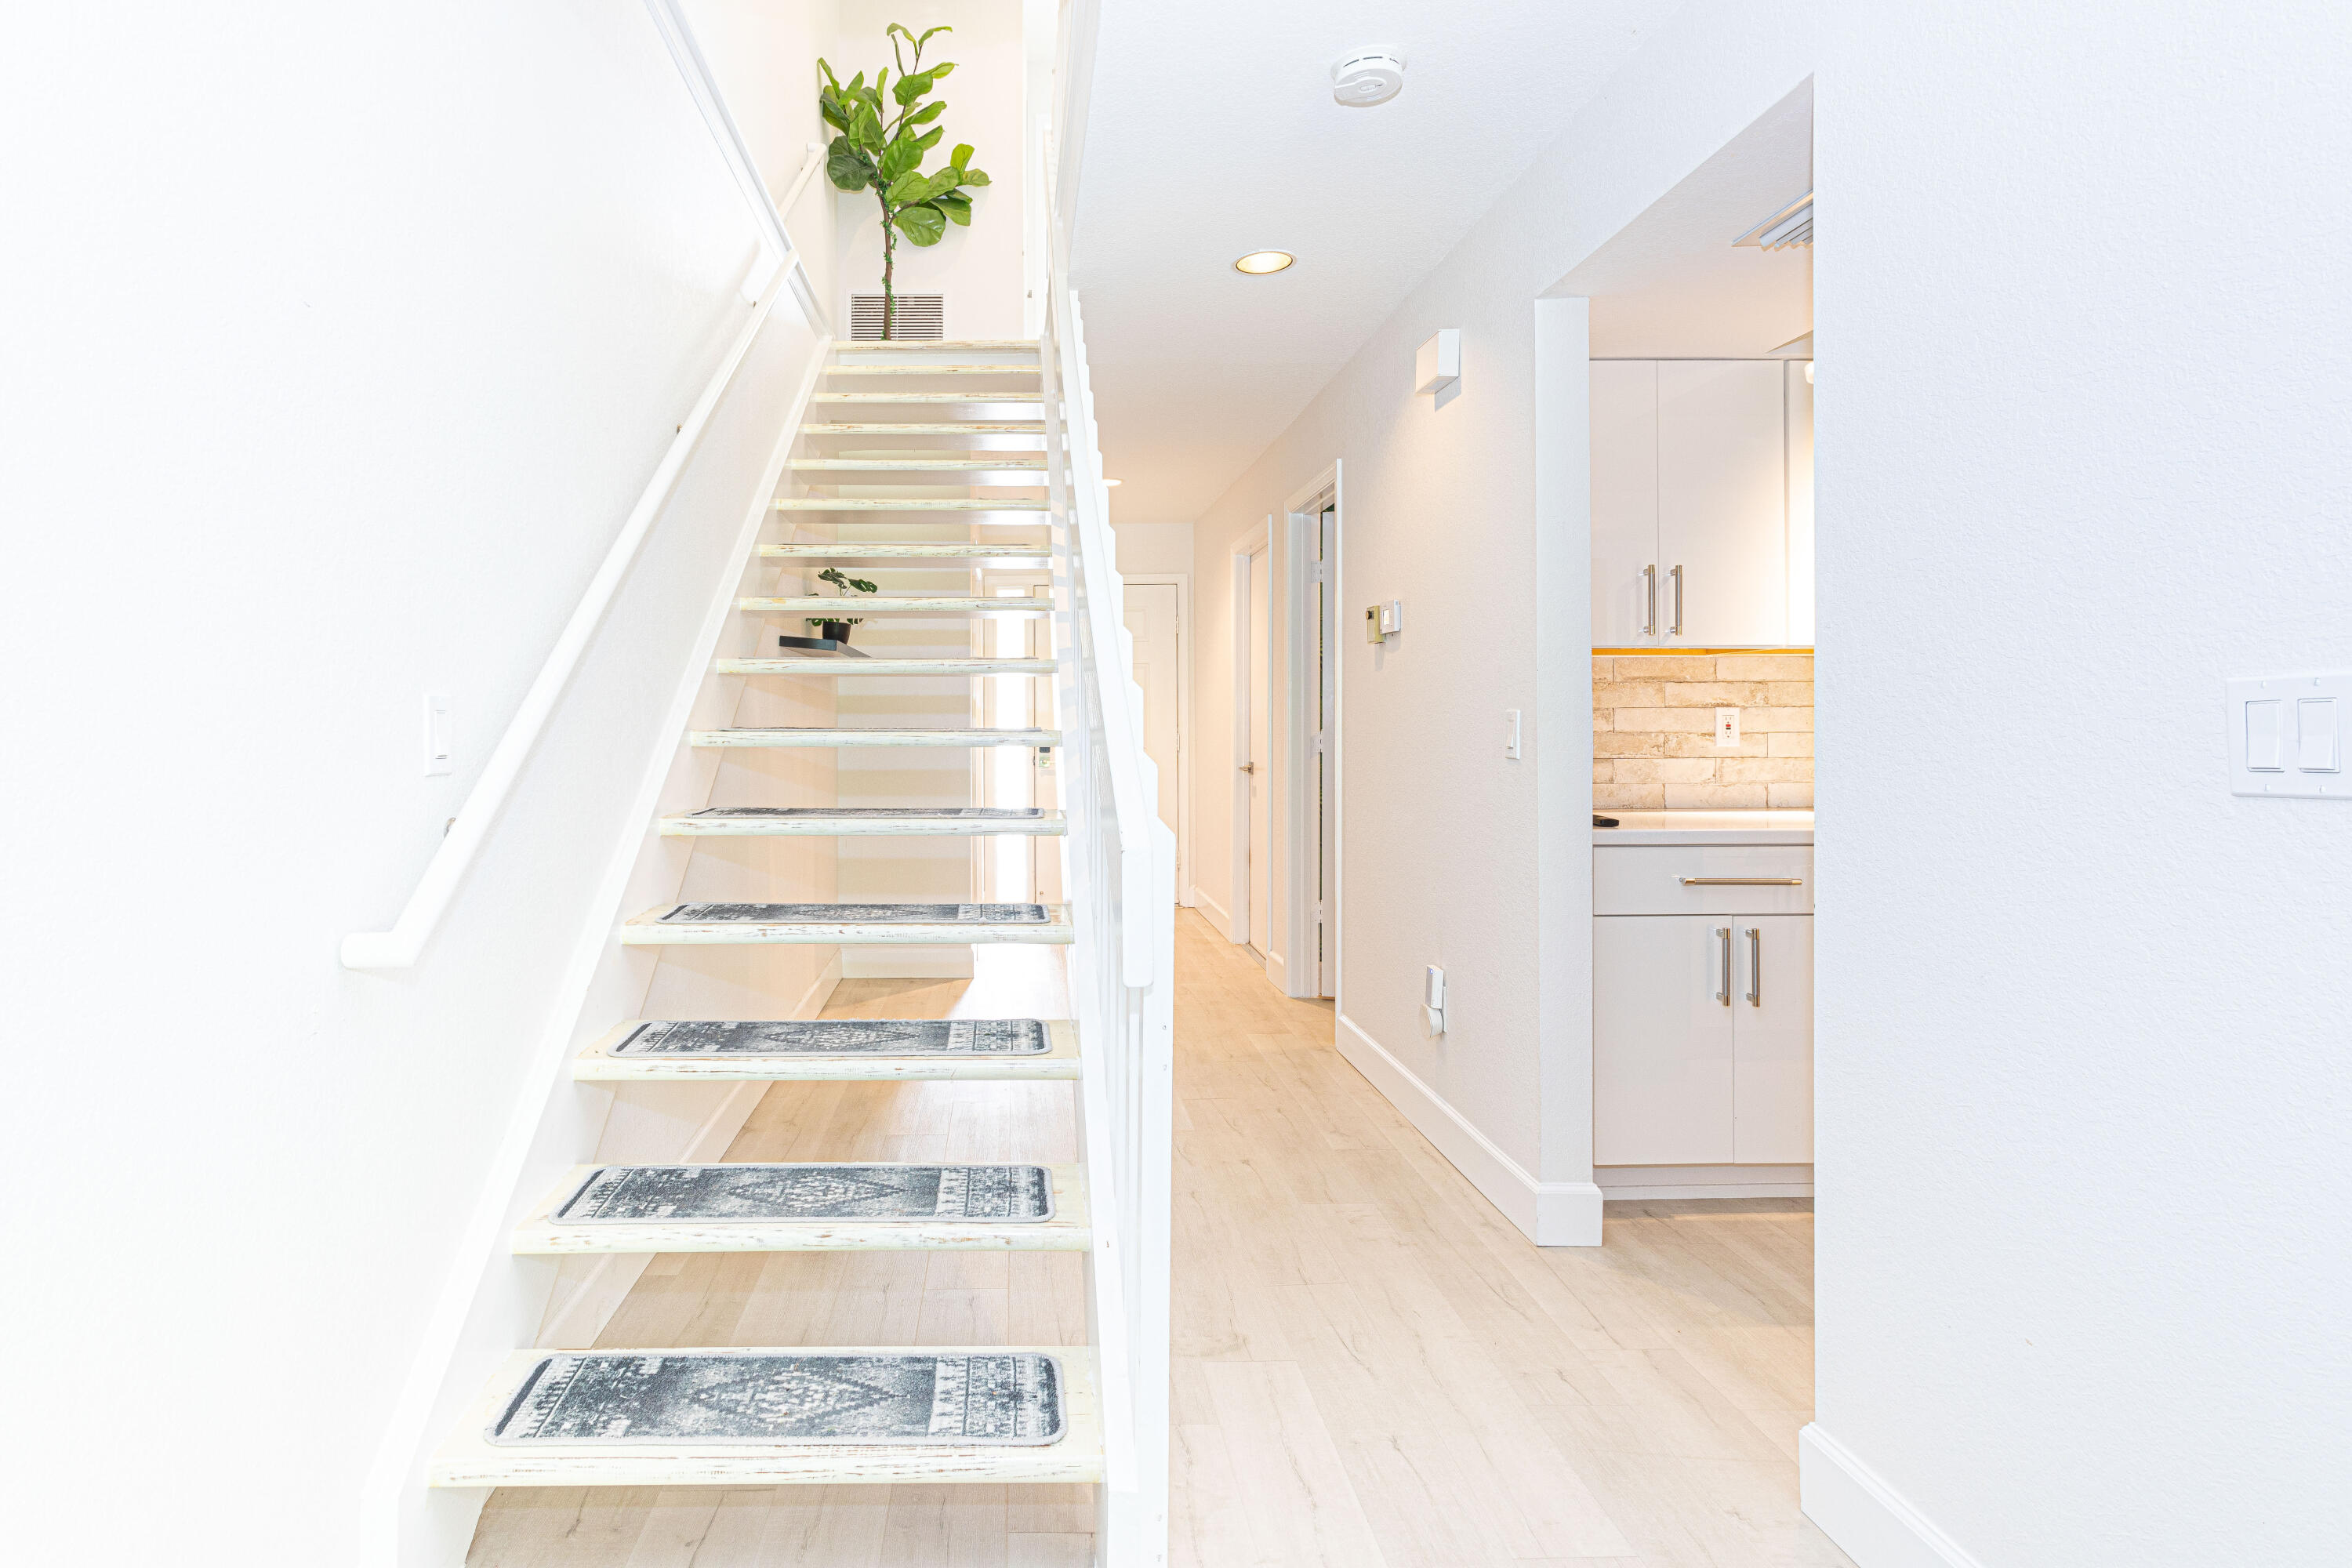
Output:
[
  {"left": 893, "top": 68, "right": 933, "bottom": 106},
  {"left": 896, "top": 202, "right": 947, "bottom": 246},
  {"left": 928, "top": 61, "right": 956, "bottom": 80},
  {"left": 818, "top": 58, "right": 842, "bottom": 91},
  {"left": 913, "top": 125, "right": 944, "bottom": 154},
  {"left": 933, "top": 191, "right": 972, "bottom": 225},
  {"left": 950, "top": 142, "right": 972, "bottom": 170},
  {"left": 879, "top": 135, "right": 922, "bottom": 183},
  {"left": 956, "top": 166, "right": 991, "bottom": 188},
  {"left": 826, "top": 136, "right": 871, "bottom": 191},
  {"left": 849, "top": 103, "right": 883, "bottom": 148},
  {"left": 916, "top": 24, "right": 953, "bottom": 46},
  {"left": 906, "top": 100, "right": 945, "bottom": 127}
]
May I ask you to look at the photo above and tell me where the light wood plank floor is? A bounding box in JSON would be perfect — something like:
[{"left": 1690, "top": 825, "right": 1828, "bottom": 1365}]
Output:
[{"left": 468, "top": 913, "right": 1853, "bottom": 1566}]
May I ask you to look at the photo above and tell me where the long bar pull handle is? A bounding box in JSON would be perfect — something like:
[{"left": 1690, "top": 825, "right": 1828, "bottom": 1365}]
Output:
[
  {"left": 1670, "top": 564, "right": 1684, "bottom": 636},
  {"left": 1746, "top": 927, "right": 1762, "bottom": 1007},
  {"left": 1715, "top": 927, "right": 1733, "bottom": 1007},
  {"left": 1680, "top": 877, "right": 1804, "bottom": 886},
  {"left": 1642, "top": 565, "right": 1657, "bottom": 634}
]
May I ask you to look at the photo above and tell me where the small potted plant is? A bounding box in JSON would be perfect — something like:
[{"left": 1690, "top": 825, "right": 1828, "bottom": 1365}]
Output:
[{"left": 807, "top": 566, "right": 877, "bottom": 644}]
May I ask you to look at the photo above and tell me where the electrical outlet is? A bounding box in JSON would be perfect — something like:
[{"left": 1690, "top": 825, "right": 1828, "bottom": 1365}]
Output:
[{"left": 1715, "top": 707, "right": 1741, "bottom": 749}]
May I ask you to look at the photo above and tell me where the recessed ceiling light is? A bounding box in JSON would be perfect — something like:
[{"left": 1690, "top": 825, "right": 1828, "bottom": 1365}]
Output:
[{"left": 1233, "top": 250, "right": 1294, "bottom": 274}]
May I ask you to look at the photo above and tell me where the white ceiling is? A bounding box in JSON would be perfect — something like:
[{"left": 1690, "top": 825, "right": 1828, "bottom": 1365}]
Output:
[
  {"left": 1567, "top": 80, "right": 1813, "bottom": 358},
  {"left": 1069, "top": 0, "right": 1685, "bottom": 524}
]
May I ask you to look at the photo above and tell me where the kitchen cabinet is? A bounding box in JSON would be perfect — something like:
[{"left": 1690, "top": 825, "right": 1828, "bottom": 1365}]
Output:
[
  {"left": 1589, "top": 358, "right": 1813, "bottom": 648},
  {"left": 1592, "top": 842, "right": 1813, "bottom": 1167}
]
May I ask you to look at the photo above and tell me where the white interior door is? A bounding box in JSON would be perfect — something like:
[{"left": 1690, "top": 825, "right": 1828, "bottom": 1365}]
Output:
[
  {"left": 1657, "top": 360, "right": 1788, "bottom": 645},
  {"left": 1591, "top": 359, "right": 1661, "bottom": 645},
  {"left": 1314, "top": 506, "right": 1336, "bottom": 998},
  {"left": 1733, "top": 914, "right": 1814, "bottom": 1163},
  {"left": 1122, "top": 581, "right": 1181, "bottom": 895},
  {"left": 1593, "top": 915, "right": 1738, "bottom": 1165},
  {"left": 1246, "top": 543, "right": 1272, "bottom": 956}
]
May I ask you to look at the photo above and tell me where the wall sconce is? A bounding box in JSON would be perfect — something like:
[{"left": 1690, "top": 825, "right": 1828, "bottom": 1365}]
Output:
[{"left": 1415, "top": 329, "right": 1460, "bottom": 397}]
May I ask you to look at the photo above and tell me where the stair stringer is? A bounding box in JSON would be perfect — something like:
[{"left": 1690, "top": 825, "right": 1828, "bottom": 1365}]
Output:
[{"left": 363, "top": 331, "right": 832, "bottom": 1568}]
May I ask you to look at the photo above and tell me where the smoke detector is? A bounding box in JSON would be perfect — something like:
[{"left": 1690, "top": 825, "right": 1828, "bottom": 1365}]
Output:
[{"left": 1331, "top": 50, "right": 1406, "bottom": 107}]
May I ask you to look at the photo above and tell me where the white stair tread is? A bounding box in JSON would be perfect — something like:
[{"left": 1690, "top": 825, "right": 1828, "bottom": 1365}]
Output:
[
  {"left": 759, "top": 543, "right": 1048, "bottom": 560},
  {"left": 829, "top": 365, "right": 1043, "bottom": 377},
  {"left": 430, "top": 1346, "right": 1102, "bottom": 1487},
  {"left": 789, "top": 458, "right": 1047, "bottom": 470},
  {"left": 834, "top": 339, "right": 1038, "bottom": 351},
  {"left": 691, "top": 726, "right": 1058, "bottom": 749},
  {"left": 621, "top": 902, "right": 1075, "bottom": 946},
  {"left": 719, "top": 655, "right": 1056, "bottom": 676},
  {"left": 775, "top": 498, "right": 1051, "bottom": 511},
  {"left": 812, "top": 393, "right": 1044, "bottom": 403},
  {"left": 739, "top": 595, "right": 1051, "bottom": 613},
  {"left": 659, "top": 807, "right": 1065, "bottom": 837},
  {"left": 572, "top": 1018, "right": 1080, "bottom": 1081},
  {"left": 803, "top": 423, "right": 1044, "bottom": 434},
  {"left": 511, "top": 1163, "right": 1089, "bottom": 1254}
]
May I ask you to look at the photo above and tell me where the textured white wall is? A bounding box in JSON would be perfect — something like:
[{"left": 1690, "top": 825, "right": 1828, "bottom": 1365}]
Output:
[
  {"left": 1112, "top": 521, "right": 1196, "bottom": 576},
  {"left": 1184, "top": 2, "right": 1815, "bottom": 1233},
  {"left": 1807, "top": 3, "right": 2352, "bottom": 1563},
  {"left": 0, "top": 2, "right": 837, "bottom": 1561}
]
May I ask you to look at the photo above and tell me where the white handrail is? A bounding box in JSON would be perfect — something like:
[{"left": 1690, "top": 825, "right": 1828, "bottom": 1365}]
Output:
[{"left": 340, "top": 45, "right": 829, "bottom": 970}]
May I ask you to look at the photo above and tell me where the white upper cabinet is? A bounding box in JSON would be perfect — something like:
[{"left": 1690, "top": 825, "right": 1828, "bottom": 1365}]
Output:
[
  {"left": 1591, "top": 360, "right": 1661, "bottom": 646},
  {"left": 1785, "top": 361, "right": 1816, "bottom": 645},
  {"left": 1657, "top": 360, "right": 1788, "bottom": 645},
  {"left": 1589, "top": 358, "right": 1814, "bottom": 648}
]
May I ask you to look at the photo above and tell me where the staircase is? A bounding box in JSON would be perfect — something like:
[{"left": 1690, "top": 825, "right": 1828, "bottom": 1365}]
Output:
[{"left": 425, "top": 328, "right": 1175, "bottom": 1562}]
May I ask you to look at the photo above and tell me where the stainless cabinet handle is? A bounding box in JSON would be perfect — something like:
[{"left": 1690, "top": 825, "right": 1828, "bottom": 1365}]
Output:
[
  {"left": 1680, "top": 877, "right": 1803, "bottom": 886},
  {"left": 1642, "top": 565, "right": 1657, "bottom": 634},
  {"left": 1746, "top": 927, "right": 1762, "bottom": 1007},
  {"left": 1715, "top": 926, "right": 1732, "bottom": 1007},
  {"left": 1670, "top": 564, "right": 1684, "bottom": 636}
]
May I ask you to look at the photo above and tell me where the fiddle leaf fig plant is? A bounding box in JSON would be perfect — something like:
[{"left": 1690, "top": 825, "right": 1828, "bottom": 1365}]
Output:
[
  {"left": 818, "top": 24, "right": 990, "bottom": 339},
  {"left": 806, "top": 566, "right": 879, "bottom": 630}
]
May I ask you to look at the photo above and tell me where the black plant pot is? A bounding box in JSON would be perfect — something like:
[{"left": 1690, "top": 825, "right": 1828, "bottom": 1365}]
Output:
[{"left": 819, "top": 620, "right": 853, "bottom": 644}]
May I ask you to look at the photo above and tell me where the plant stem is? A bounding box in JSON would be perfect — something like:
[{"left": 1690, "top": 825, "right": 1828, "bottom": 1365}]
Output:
[{"left": 877, "top": 190, "right": 897, "bottom": 339}]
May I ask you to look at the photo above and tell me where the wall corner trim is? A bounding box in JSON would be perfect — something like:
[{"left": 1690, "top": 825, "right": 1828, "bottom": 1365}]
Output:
[
  {"left": 1335, "top": 1012, "right": 1602, "bottom": 1246},
  {"left": 1799, "top": 1424, "right": 1988, "bottom": 1568}
]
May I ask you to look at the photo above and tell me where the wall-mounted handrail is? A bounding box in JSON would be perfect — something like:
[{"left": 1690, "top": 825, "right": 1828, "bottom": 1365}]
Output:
[{"left": 339, "top": 32, "right": 829, "bottom": 971}]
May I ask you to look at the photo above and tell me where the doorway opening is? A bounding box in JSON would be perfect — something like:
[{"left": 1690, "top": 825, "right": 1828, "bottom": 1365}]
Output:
[
  {"left": 1120, "top": 572, "right": 1189, "bottom": 899},
  {"left": 1282, "top": 474, "right": 1339, "bottom": 1001}
]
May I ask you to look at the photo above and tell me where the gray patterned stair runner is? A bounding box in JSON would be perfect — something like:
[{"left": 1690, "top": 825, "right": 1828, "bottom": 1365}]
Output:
[
  {"left": 490, "top": 1352, "right": 1065, "bottom": 1446},
  {"left": 554, "top": 1163, "right": 1054, "bottom": 1223},
  {"left": 612, "top": 1018, "right": 1048, "bottom": 1056}
]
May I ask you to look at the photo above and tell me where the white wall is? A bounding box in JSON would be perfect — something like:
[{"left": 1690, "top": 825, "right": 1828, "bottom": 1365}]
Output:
[
  {"left": 0, "top": 3, "right": 837, "bottom": 1561},
  {"left": 1802, "top": 4, "right": 2352, "bottom": 1565},
  {"left": 1182, "top": 1, "right": 1816, "bottom": 1243},
  {"left": 830, "top": 0, "right": 1029, "bottom": 338},
  {"left": 1112, "top": 521, "right": 1195, "bottom": 575}
]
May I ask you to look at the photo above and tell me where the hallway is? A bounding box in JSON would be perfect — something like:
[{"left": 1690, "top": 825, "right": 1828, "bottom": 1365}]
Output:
[
  {"left": 1167, "top": 913, "right": 1850, "bottom": 1567},
  {"left": 468, "top": 913, "right": 1849, "bottom": 1566}
]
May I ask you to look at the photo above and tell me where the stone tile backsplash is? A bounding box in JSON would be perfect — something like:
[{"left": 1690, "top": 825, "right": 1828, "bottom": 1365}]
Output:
[{"left": 1593, "top": 653, "right": 1813, "bottom": 810}]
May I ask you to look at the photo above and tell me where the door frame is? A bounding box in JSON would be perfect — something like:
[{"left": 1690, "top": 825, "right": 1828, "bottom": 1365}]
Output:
[
  {"left": 1279, "top": 463, "right": 1341, "bottom": 1001},
  {"left": 1120, "top": 571, "right": 1192, "bottom": 906},
  {"left": 1229, "top": 521, "right": 1271, "bottom": 951}
]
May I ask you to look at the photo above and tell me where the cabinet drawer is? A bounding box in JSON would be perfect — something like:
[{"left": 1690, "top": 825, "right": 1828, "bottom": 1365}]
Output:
[{"left": 1593, "top": 845, "right": 1813, "bottom": 915}]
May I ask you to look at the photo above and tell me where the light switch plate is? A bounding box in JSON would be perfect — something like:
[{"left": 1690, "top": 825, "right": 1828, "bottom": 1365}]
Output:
[
  {"left": 2228, "top": 672, "right": 2350, "bottom": 797},
  {"left": 424, "top": 693, "right": 453, "bottom": 778}
]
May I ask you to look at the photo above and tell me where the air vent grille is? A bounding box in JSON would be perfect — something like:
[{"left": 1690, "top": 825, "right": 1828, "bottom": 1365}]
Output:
[{"left": 849, "top": 294, "right": 945, "bottom": 341}]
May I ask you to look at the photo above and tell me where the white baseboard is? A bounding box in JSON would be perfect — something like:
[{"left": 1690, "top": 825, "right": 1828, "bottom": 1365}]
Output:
[
  {"left": 1191, "top": 887, "right": 1233, "bottom": 940},
  {"left": 1800, "top": 1424, "right": 1986, "bottom": 1568},
  {"left": 1335, "top": 1012, "right": 1602, "bottom": 1246},
  {"left": 1596, "top": 1163, "right": 1813, "bottom": 1200}
]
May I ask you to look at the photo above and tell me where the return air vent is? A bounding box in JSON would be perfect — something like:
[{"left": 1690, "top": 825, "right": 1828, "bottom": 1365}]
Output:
[
  {"left": 1733, "top": 192, "right": 1813, "bottom": 251},
  {"left": 849, "top": 293, "right": 945, "bottom": 341}
]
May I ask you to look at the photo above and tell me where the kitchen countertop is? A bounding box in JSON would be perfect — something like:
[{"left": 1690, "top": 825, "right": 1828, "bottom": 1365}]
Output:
[{"left": 1593, "top": 809, "right": 1814, "bottom": 846}]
